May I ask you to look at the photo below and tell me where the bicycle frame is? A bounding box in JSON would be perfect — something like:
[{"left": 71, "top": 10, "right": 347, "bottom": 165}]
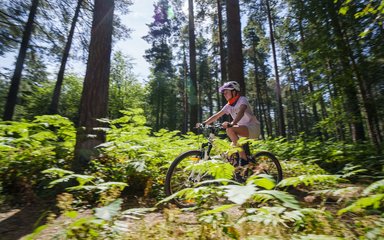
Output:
[
  {"left": 198, "top": 124, "right": 252, "bottom": 161},
  {"left": 165, "top": 124, "right": 283, "bottom": 207}
]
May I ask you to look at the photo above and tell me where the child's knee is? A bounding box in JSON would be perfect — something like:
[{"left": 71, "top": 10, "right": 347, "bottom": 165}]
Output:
[{"left": 226, "top": 127, "right": 234, "bottom": 135}]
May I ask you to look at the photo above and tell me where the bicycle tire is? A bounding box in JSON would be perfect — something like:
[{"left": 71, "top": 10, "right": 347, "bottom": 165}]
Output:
[
  {"left": 165, "top": 150, "right": 209, "bottom": 208},
  {"left": 247, "top": 151, "right": 283, "bottom": 183}
]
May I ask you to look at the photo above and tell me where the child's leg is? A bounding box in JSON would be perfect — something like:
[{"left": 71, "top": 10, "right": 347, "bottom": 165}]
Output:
[{"left": 226, "top": 126, "right": 249, "bottom": 159}]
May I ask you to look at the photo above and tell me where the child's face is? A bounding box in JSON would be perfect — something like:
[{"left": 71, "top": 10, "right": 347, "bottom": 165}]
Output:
[{"left": 223, "top": 89, "right": 233, "bottom": 100}]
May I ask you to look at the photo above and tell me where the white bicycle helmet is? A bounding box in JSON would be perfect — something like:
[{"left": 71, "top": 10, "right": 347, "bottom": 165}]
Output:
[{"left": 219, "top": 81, "right": 241, "bottom": 93}]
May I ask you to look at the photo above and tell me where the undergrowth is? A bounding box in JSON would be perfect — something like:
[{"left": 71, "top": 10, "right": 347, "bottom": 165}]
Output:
[{"left": 0, "top": 109, "right": 383, "bottom": 239}]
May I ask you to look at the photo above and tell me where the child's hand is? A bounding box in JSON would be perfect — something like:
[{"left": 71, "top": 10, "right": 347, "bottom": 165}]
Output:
[{"left": 222, "top": 121, "right": 233, "bottom": 128}]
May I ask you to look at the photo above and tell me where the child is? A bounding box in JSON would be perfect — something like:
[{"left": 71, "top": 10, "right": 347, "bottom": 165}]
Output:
[{"left": 199, "top": 81, "right": 260, "bottom": 161}]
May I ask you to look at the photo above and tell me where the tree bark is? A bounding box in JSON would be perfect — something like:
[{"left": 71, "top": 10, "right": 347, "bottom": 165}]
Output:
[
  {"left": 188, "top": 0, "right": 198, "bottom": 131},
  {"left": 226, "top": 0, "right": 245, "bottom": 94},
  {"left": 217, "top": 0, "right": 227, "bottom": 108},
  {"left": 3, "top": 0, "right": 39, "bottom": 121},
  {"left": 326, "top": 0, "right": 365, "bottom": 142},
  {"left": 49, "top": 0, "right": 83, "bottom": 114},
  {"left": 265, "top": 0, "right": 285, "bottom": 137},
  {"left": 72, "top": 0, "right": 114, "bottom": 172}
]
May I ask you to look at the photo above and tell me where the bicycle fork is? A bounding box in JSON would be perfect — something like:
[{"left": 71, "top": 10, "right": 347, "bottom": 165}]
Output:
[{"left": 187, "top": 143, "right": 212, "bottom": 183}]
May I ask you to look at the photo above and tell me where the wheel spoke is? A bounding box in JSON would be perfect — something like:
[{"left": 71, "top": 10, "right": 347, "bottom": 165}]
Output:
[{"left": 165, "top": 151, "right": 212, "bottom": 207}]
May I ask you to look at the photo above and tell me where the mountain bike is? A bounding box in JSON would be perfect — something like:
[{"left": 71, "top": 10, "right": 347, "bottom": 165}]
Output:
[{"left": 164, "top": 123, "right": 283, "bottom": 208}]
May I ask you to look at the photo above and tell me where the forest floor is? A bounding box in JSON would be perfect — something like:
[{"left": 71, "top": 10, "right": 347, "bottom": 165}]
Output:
[
  {"left": 0, "top": 188, "right": 323, "bottom": 240},
  {"left": 0, "top": 199, "right": 201, "bottom": 240},
  {"left": 0, "top": 202, "right": 51, "bottom": 240},
  {"left": 0, "top": 184, "right": 379, "bottom": 239}
]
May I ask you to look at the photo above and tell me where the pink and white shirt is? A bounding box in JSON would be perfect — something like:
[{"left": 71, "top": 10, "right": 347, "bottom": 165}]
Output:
[{"left": 222, "top": 96, "right": 260, "bottom": 128}]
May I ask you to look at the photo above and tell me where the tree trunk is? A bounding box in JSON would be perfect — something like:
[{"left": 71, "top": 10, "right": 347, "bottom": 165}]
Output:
[
  {"left": 265, "top": 0, "right": 285, "bottom": 137},
  {"left": 297, "top": 18, "right": 320, "bottom": 136},
  {"left": 182, "top": 41, "right": 189, "bottom": 134},
  {"left": 49, "top": 0, "right": 83, "bottom": 114},
  {"left": 3, "top": 0, "right": 39, "bottom": 121},
  {"left": 226, "top": 0, "right": 245, "bottom": 94},
  {"left": 217, "top": 0, "right": 227, "bottom": 107},
  {"left": 188, "top": 0, "right": 198, "bottom": 131},
  {"left": 72, "top": 0, "right": 114, "bottom": 172},
  {"left": 326, "top": 0, "right": 365, "bottom": 142}
]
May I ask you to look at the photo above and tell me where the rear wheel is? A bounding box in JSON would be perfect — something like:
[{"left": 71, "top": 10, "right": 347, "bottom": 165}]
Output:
[
  {"left": 245, "top": 151, "right": 283, "bottom": 183},
  {"left": 165, "top": 150, "right": 210, "bottom": 208}
]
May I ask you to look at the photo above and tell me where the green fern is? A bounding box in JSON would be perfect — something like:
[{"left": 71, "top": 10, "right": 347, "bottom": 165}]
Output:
[
  {"left": 94, "top": 199, "right": 123, "bottom": 221},
  {"left": 47, "top": 174, "right": 96, "bottom": 188},
  {"left": 363, "top": 179, "right": 384, "bottom": 195},
  {"left": 42, "top": 168, "right": 74, "bottom": 177},
  {"left": 338, "top": 194, "right": 384, "bottom": 215},
  {"left": 277, "top": 174, "right": 342, "bottom": 188},
  {"left": 220, "top": 184, "right": 257, "bottom": 204},
  {"left": 122, "top": 207, "right": 156, "bottom": 220},
  {"left": 337, "top": 179, "right": 384, "bottom": 215},
  {"left": 246, "top": 174, "right": 276, "bottom": 190},
  {"left": 238, "top": 206, "right": 289, "bottom": 227},
  {"left": 200, "top": 204, "right": 238, "bottom": 216},
  {"left": 186, "top": 159, "right": 235, "bottom": 180},
  {"left": 311, "top": 187, "right": 362, "bottom": 202},
  {"left": 292, "top": 234, "right": 343, "bottom": 240},
  {"left": 255, "top": 190, "right": 300, "bottom": 209}
]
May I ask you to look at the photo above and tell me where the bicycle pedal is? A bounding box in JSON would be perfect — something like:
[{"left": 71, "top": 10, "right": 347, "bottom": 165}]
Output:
[{"left": 238, "top": 158, "right": 249, "bottom": 166}]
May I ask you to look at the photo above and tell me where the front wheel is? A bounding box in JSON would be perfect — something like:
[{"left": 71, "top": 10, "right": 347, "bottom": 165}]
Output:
[
  {"left": 247, "top": 151, "right": 283, "bottom": 183},
  {"left": 165, "top": 150, "right": 210, "bottom": 208}
]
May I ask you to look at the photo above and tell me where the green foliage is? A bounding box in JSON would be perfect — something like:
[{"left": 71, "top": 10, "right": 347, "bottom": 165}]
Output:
[
  {"left": 1, "top": 109, "right": 383, "bottom": 239},
  {"left": 338, "top": 179, "right": 384, "bottom": 215},
  {"left": 250, "top": 137, "right": 383, "bottom": 178},
  {"left": 186, "top": 159, "right": 235, "bottom": 180},
  {"left": 91, "top": 108, "right": 201, "bottom": 199},
  {"left": 363, "top": 179, "right": 384, "bottom": 195},
  {"left": 337, "top": 0, "right": 384, "bottom": 37},
  {"left": 0, "top": 115, "right": 75, "bottom": 202},
  {"left": 338, "top": 194, "right": 384, "bottom": 214},
  {"left": 21, "top": 75, "right": 82, "bottom": 122},
  {"left": 94, "top": 199, "right": 123, "bottom": 221},
  {"left": 221, "top": 184, "right": 257, "bottom": 205},
  {"left": 43, "top": 167, "right": 128, "bottom": 205},
  {"left": 30, "top": 171, "right": 132, "bottom": 239},
  {"left": 61, "top": 199, "right": 123, "bottom": 239},
  {"left": 277, "top": 175, "right": 342, "bottom": 188},
  {"left": 109, "top": 51, "right": 146, "bottom": 119}
]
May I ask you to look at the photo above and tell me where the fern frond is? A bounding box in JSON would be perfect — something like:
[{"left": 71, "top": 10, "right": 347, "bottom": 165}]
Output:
[
  {"left": 246, "top": 174, "right": 276, "bottom": 190},
  {"left": 363, "top": 179, "right": 384, "bottom": 195},
  {"left": 200, "top": 204, "right": 238, "bottom": 216},
  {"left": 292, "top": 234, "right": 343, "bottom": 240},
  {"left": 277, "top": 174, "right": 342, "bottom": 188},
  {"left": 42, "top": 168, "right": 74, "bottom": 177},
  {"left": 238, "top": 206, "right": 288, "bottom": 227},
  {"left": 98, "top": 182, "right": 128, "bottom": 191},
  {"left": 338, "top": 194, "right": 384, "bottom": 215},
  {"left": 122, "top": 207, "right": 156, "bottom": 219},
  {"left": 220, "top": 184, "right": 257, "bottom": 204},
  {"left": 257, "top": 190, "right": 300, "bottom": 210},
  {"left": 311, "top": 187, "right": 362, "bottom": 201},
  {"left": 186, "top": 159, "right": 234, "bottom": 180},
  {"left": 48, "top": 173, "right": 95, "bottom": 188}
]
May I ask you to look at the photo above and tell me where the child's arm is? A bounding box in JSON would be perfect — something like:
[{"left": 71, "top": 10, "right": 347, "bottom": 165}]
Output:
[
  {"left": 203, "top": 109, "right": 226, "bottom": 125},
  {"left": 230, "top": 104, "right": 247, "bottom": 125}
]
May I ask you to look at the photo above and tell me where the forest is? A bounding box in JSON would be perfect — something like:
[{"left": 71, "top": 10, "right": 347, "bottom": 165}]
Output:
[{"left": 0, "top": 0, "right": 383, "bottom": 239}]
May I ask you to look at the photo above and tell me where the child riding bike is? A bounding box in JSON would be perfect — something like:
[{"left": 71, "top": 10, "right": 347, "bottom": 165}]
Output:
[{"left": 197, "top": 81, "right": 261, "bottom": 164}]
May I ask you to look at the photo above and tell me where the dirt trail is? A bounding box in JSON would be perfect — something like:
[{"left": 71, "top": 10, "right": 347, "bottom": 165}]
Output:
[
  {"left": 0, "top": 203, "right": 201, "bottom": 240},
  {"left": 0, "top": 203, "right": 51, "bottom": 240}
]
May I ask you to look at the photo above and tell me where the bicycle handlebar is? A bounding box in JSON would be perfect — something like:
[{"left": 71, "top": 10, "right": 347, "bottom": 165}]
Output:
[{"left": 196, "top": 122, "right": 223, "bottom": 130}]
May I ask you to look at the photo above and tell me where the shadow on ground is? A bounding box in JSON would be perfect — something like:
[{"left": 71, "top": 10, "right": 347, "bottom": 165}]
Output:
[{"left": 0, "top": 203, "right": 49, "bottom": 240}]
